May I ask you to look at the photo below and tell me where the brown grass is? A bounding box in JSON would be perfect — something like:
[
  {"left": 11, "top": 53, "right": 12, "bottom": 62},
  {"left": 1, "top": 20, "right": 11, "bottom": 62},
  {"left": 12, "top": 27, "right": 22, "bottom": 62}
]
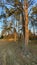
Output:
[{"left": 0, "top": 40, "right": 37, "bottom": 65}]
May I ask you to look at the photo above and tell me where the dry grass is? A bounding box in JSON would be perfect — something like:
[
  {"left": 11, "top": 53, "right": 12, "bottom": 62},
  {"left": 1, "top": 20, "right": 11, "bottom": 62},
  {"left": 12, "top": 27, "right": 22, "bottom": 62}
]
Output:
[{"left": 0, "top": 40, "right": 37, "bottom": 65}]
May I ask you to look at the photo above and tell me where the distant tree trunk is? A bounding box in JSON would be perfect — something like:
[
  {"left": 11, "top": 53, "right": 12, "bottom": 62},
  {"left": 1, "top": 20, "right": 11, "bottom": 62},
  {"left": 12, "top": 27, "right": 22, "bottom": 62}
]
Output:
[
  {"left": 33, "top": 26, "right": 35, "bottom": 35},
  {"left": 24, "top": 0, "right": 29, "bottom": 51},
  {"left": 33, "top": 26, "right": 35, "bottom": 39}
]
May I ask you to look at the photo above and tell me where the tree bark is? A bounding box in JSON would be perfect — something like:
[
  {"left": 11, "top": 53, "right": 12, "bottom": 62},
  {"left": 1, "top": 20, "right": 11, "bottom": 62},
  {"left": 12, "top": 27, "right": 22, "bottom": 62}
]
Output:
[
  {"left": 24, "top": 1, "right": 29, "bottom": 51},
  {"left": 21, "top": 0, "right": 25, "bottom": 39}
]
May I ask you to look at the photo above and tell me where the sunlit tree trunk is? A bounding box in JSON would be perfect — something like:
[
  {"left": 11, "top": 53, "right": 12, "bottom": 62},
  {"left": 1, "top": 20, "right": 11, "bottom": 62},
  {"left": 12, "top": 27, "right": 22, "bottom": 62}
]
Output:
[
  {"left": 21, "top": 0, "right": 29, "bottom": 51},
  {"left": 24, "top": 0, "right": 29, "bottom": 51}
]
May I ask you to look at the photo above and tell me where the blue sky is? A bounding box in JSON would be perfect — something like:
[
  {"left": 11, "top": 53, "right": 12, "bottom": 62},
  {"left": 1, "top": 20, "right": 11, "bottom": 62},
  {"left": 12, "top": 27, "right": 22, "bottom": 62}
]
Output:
[{"left": 0, "top": 0, "right": 37, "bottom": 34}]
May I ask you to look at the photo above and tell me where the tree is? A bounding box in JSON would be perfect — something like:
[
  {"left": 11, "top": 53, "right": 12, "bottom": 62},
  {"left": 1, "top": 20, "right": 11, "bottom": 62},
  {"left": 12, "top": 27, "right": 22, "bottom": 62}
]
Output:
[
  {"left": 0, "top": 0, "right": 35, "bottom": 52},
  {"left": 2, "top": 19, "right": 13, "bottom": 36},
  {"left": 23, "top": 0, "right": 29, "bottom": 51},
  {"left": 29, "top": 4, "right": 37, "bottom": 35},
  {"left": 21, "top": 0, "right": 34, "bottom": 52}
]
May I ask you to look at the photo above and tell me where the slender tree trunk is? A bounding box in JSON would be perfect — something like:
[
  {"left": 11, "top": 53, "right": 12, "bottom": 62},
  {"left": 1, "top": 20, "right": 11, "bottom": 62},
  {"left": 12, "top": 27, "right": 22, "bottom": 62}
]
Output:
[
  {"left": 33, "top": 25, "right": 35, "bottom": 39},
  {"left": 22, "top": 12, "right": 25, "bottom": 38},
  {"left": 21, "top": 0, "right": 25, "bottom": 39},
  {"left": 24, "top": 0, "right": 29, "bottom": 51},
  {"left": 33, "top": 26, "right": 35, "bottom": 35}
]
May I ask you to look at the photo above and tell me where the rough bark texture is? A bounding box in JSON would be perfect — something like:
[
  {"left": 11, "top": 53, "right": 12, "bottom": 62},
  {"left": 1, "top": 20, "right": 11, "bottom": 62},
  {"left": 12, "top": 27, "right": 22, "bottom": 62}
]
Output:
[{"left": 24, "top": 1, "right": 29, "bottom": 51}]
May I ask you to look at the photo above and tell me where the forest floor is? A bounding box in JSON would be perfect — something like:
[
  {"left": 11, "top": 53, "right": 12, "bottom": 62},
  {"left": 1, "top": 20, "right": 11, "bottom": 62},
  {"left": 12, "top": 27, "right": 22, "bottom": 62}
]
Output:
[{"left": 0, "top": 39, "right": 37, "bottom": 65}]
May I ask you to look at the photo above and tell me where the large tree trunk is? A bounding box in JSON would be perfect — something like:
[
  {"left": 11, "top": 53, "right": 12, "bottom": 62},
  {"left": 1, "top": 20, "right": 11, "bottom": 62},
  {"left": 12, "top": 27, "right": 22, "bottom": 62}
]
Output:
[
  {"left": 21, "top": 0, "right": 29, "bottom": 51},
  {"left": 24, "top": 0, "right": 29, "bottom": 51}
]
